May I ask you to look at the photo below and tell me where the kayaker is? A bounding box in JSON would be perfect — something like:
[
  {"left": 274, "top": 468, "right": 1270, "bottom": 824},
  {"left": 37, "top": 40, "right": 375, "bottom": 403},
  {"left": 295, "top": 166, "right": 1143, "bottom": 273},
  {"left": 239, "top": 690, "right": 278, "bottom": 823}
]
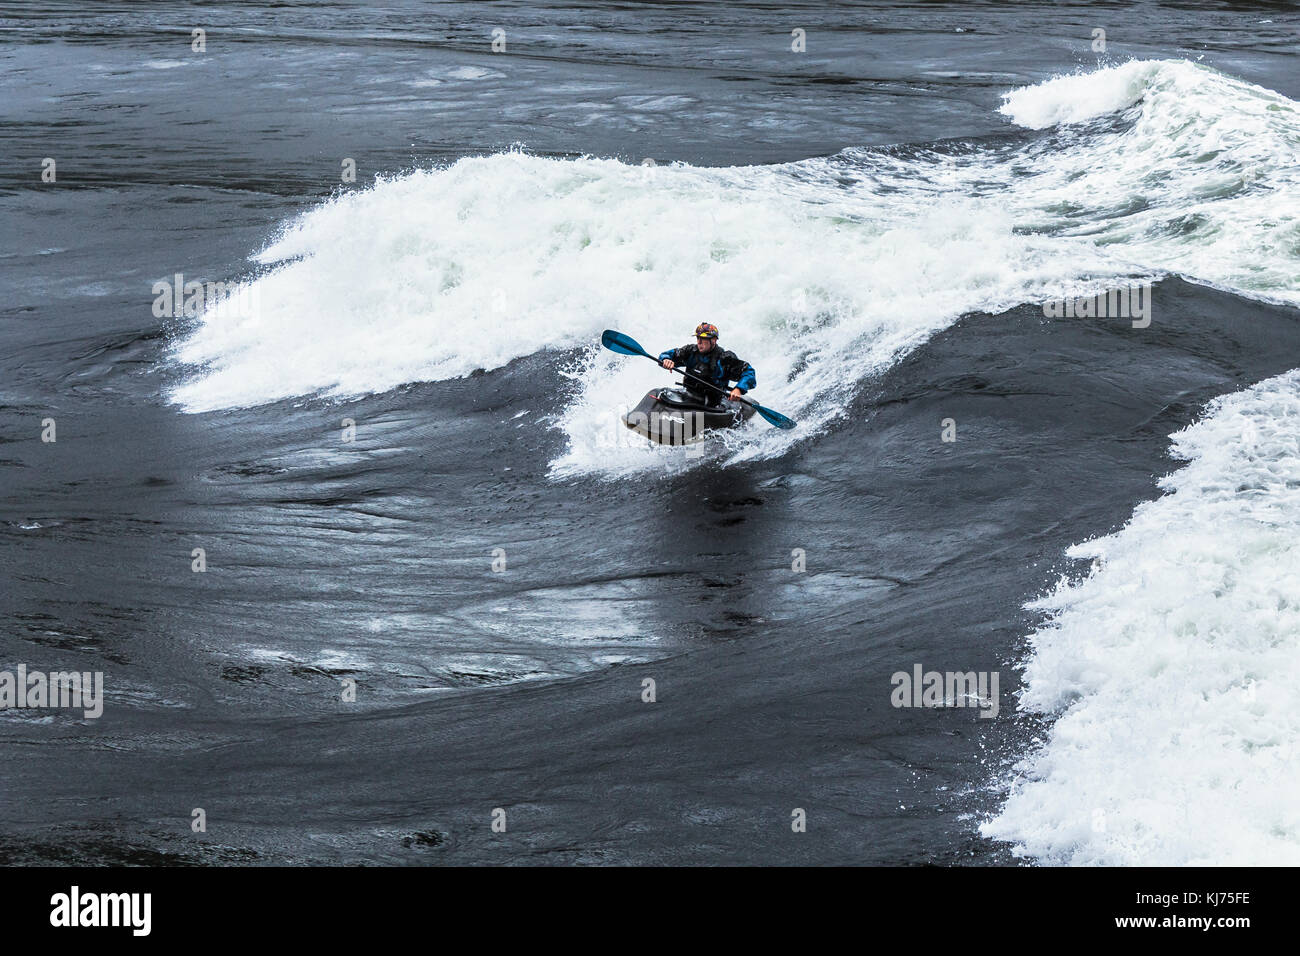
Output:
[{"left": 658, "top": 323, "right": 756, "bottom": 406}]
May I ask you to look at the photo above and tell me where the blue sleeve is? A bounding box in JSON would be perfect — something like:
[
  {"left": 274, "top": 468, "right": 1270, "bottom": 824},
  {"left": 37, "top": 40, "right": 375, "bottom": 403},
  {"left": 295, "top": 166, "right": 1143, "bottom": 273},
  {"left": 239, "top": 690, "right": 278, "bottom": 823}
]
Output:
[
  {"left": 658, "top": 346, "right": 685, "bottom": 363},
  {"left": 736, "top": 364, "right": 756, "bottom": 392}
]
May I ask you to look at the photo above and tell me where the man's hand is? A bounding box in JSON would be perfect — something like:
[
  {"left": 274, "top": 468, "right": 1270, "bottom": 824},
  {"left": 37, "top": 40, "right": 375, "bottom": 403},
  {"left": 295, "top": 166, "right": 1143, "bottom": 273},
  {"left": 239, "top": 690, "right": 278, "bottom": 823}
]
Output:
[
  {"left": 729, "top": 388, "right": 742, "bottom": 401},
  {"left": 662, "top": 359, "right": 675, "bottom": 370}
]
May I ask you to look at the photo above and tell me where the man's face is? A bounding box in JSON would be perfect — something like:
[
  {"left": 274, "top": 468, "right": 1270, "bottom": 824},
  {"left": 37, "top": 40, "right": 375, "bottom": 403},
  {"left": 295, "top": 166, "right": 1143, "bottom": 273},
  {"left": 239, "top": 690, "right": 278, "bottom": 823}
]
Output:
[{"left": 697, "top": 337, "right": 715, "bottom": 352}]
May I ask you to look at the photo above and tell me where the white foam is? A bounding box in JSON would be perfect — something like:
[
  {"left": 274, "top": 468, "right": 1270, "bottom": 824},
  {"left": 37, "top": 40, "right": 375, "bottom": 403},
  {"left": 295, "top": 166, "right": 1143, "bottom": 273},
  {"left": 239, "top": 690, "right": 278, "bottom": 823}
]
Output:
[
  {"left": 169, "top": 60, "right": 1300, "bottom": 479},
  {"left": 982, "top": 370, "right": 1300, "bottom": 865},
  {"left": 999, "top": 60, "right": 1160, "bottom": 129},
  {"left": 996, "top": 60, "right": 1300, "bottom": 307},
  {"left": 170, "top": 150, "right": 1110, "bottom": 463}
]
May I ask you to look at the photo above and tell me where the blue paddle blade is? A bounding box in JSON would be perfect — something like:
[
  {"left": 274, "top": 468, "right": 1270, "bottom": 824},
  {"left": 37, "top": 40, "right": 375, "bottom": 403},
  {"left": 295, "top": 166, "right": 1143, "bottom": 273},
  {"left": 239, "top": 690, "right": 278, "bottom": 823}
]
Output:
[
  {"left": 601, "top": 329, "right": 651, "bottom": 358},
  {"left": 752, "top": 404, "right": 796, "bottom": 429}
]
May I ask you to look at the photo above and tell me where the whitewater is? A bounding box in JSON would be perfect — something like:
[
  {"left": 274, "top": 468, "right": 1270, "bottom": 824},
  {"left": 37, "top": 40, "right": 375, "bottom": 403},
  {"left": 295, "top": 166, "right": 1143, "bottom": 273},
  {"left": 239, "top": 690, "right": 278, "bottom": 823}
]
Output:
[
  {"left": 171, "top": 59, "right": 1300, "bottom": 475},
  {"left": 983, "top": 370, "right": 1300, "bottom": 865}
]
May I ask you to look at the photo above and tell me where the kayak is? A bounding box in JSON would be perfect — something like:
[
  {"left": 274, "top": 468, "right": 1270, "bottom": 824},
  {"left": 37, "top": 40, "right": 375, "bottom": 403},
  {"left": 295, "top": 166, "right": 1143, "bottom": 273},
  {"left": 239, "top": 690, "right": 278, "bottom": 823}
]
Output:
[{"left": 622, "top": 387, "right": 755, "bottom": 445}]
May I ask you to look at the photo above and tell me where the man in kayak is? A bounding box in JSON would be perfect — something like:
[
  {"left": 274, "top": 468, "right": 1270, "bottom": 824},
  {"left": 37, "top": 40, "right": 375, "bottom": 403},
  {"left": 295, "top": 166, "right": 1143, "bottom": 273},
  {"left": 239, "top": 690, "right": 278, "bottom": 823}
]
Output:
[{"left": 658, "top": 323, "right": 756, "bottom": 406}]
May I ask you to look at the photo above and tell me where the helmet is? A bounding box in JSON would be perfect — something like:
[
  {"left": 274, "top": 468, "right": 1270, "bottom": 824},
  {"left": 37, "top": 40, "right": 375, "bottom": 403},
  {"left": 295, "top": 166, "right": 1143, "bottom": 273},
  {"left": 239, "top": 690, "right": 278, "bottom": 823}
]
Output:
[{"left": 695, "top": 322, "right": 719, "bottom": 340}]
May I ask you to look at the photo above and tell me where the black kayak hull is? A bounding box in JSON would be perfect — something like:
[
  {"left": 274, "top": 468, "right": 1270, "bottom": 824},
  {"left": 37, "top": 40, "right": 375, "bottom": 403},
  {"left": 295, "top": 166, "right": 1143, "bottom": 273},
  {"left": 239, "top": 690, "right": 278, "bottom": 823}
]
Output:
[{"left": 621, "top": 387, "right": 756, "bottom": 445}]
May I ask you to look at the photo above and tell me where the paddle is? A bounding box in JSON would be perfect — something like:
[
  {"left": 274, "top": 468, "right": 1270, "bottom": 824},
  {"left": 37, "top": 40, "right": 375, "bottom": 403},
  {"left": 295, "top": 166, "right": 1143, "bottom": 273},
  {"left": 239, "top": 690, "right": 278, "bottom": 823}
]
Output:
[{"left": 601, "top": 329, "right": 796, "bottom": 430}]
